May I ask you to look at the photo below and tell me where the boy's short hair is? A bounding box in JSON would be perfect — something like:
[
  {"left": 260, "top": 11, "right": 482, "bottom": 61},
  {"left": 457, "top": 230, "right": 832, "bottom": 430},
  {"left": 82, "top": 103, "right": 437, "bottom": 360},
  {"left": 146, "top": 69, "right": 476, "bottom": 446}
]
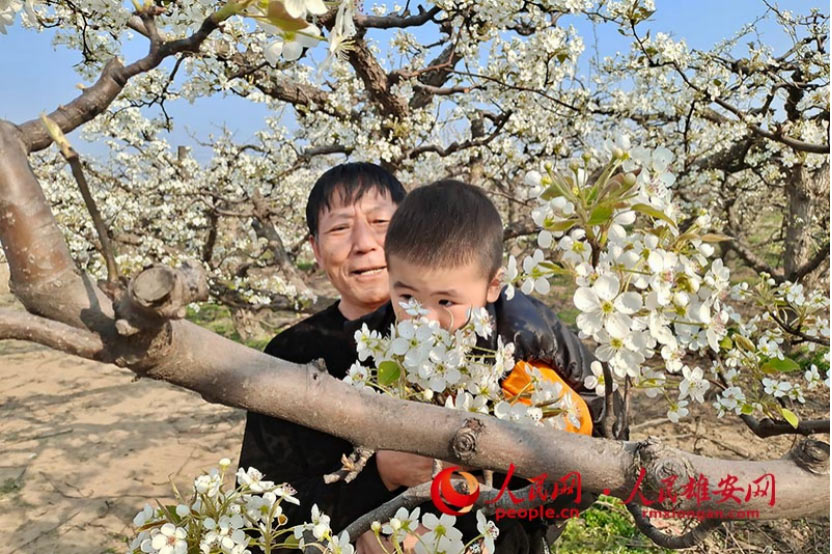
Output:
[
  {"left": 385, "top": 179, "right": 503, "bottom": 279},
  {"left": 306, "top": 162, "right": 407, "bottom": 236}
]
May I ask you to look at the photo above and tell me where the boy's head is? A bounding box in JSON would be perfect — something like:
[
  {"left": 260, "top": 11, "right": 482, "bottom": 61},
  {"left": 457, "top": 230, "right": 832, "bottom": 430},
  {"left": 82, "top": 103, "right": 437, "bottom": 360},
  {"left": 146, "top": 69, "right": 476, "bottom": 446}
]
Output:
[
  {"left": 306, "top": 162, "right": 406, "bottom": 320},
  {"left": 384, "top": 179, "right": 504, "bottom": 330}
]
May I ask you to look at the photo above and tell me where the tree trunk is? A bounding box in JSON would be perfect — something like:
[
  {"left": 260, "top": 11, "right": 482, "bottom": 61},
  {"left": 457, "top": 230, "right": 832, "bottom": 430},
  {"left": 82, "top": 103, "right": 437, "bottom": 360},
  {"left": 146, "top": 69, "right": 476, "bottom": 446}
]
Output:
[{"left": 783, "top": 161, "right": 829, "bottom": 281}]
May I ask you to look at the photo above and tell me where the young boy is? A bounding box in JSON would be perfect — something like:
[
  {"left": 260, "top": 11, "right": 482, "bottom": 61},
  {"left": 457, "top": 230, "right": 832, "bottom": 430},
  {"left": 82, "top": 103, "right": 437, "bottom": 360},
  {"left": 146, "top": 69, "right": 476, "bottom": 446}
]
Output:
[{"left": 353, "top": 179, "right": 600, "bottom": 554}]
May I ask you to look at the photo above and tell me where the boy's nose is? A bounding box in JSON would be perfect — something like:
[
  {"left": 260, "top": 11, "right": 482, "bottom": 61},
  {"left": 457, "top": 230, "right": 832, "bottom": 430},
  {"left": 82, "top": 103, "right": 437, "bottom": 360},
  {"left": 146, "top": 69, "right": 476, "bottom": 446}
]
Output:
[{"left": 424, "top": 307, "right": 454, "bottom": 330}]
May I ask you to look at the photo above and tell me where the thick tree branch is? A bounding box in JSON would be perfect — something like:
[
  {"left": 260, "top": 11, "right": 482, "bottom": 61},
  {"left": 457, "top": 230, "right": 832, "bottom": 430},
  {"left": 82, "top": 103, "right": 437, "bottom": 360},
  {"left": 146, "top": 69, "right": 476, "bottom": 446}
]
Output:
[
  {"left": 739, "top": 415, "right": 830, "bottom": 438},
  {"left": 17, "top": 11, "right": 222, "bottom": 153},
  {"left": 347, "top": 35, "right": 409, "bottom": 120},
  {"left": 0, "top": 308, "right": 105, "bottom": 358},
  {"left": 354, "top": 6, "right": 442, "bottom": 29}
]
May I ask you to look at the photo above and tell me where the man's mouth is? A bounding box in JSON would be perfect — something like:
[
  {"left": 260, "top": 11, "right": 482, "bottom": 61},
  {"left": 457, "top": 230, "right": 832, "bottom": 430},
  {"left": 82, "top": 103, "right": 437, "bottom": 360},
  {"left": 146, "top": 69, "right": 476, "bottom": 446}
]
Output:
[{"left": 352, "top": 266, "right": 386, "bottom": 276}]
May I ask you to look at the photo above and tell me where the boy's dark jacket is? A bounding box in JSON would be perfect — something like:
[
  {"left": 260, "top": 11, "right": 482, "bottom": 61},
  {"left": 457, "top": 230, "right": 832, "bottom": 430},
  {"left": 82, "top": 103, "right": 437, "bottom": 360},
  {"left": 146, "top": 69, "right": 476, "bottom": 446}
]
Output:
[{"left": 238, "top": 289, "right": 626, "bottom": 553}]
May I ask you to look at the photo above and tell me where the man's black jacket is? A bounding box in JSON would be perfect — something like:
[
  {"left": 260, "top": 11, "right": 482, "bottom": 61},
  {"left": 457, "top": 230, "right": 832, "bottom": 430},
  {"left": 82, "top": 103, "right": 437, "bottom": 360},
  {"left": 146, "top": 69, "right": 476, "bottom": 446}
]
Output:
[{"left": 238, "top": 289, "right": 626, "bottom": 552}]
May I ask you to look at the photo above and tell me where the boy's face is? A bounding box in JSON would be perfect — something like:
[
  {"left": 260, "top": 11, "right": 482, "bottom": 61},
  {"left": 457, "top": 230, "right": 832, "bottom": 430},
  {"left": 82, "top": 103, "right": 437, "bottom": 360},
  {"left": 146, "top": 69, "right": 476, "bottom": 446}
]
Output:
[{"left": 388, "top": 254, "right": 503, "bottom": 332}]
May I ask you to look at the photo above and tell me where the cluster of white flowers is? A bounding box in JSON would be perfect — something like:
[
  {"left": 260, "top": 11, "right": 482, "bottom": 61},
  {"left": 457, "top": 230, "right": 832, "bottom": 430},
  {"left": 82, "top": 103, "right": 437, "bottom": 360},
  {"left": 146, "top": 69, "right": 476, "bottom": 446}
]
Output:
[
  {"left": 347, "top": 300, "right": 584, "bottom": 431},
  {"left": 508, "top": 140, "right": 829, "bottom": 425},
  {"left": 364, "top": 507, "right": 498, "bottom": 554},
  {"left": 128, "top": 459, "right": 302, "bottom": 554},
  {"left": 711, "top": 275, "right": 830, "bottom": 421},
  {"left": 129, "top": 459, "right": 498, "bottom": 554}
]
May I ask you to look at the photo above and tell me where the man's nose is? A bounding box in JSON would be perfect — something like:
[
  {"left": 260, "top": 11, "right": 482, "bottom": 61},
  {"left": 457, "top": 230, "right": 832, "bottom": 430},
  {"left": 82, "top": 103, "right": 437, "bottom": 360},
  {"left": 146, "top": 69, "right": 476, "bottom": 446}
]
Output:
[{"left": 350, "top": 218, "right": 381, "bottom": 253}]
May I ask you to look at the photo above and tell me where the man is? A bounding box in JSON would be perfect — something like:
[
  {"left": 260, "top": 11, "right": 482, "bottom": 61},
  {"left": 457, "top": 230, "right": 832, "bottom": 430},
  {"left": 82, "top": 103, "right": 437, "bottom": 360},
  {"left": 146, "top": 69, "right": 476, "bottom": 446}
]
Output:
[{"left": 239, "top": 162, "right": 437, "bottom": 548}]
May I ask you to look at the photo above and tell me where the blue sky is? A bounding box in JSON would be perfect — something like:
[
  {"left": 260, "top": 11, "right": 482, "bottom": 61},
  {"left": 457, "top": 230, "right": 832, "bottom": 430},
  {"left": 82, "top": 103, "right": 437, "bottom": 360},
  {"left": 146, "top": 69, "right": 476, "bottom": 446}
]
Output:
[{"left": 0, "top": 1, "right": 826, "bottom": 160}]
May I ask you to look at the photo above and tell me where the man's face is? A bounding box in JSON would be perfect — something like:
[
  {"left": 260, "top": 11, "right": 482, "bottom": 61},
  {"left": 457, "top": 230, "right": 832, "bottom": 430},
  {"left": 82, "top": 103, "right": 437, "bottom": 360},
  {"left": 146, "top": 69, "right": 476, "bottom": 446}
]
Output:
[
  {"left": 388, "top": 254, "right": 503, "bottom": 332},
  {"left": 311, "top": 188, "right": 397, "bottom": 319}
]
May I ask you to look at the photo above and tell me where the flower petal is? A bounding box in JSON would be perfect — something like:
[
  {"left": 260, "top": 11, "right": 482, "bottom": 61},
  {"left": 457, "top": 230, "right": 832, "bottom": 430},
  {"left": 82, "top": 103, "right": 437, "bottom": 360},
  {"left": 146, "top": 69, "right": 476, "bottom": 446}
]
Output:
[
  {"left": 264, "top": 39, "right": 284, "bottom": 66},
  {"left": 614, "top": 291, "right": 643, "bottom": 314},
  {"left": 593, "top": 274, "right": 620, "bottom": 301},
  {"left": 573, "top": 287, "right": 600, "bottom": 312}
]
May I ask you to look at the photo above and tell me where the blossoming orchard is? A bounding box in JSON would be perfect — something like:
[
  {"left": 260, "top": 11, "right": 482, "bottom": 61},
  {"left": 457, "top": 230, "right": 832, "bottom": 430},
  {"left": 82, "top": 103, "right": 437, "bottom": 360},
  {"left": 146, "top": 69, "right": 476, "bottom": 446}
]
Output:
[{"left": 0, "top": 0, "right": 828, "bottom": 552}]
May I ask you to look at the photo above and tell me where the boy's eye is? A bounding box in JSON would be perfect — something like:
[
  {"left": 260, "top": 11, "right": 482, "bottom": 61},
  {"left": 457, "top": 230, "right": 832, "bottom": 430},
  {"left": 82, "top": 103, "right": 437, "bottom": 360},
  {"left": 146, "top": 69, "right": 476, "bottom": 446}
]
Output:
[
  {"left": 400, "top": 294, "right": 412, "bottom": 301},
  {"left": 438, "top": 299, "right": 455, "bottom": 307}
]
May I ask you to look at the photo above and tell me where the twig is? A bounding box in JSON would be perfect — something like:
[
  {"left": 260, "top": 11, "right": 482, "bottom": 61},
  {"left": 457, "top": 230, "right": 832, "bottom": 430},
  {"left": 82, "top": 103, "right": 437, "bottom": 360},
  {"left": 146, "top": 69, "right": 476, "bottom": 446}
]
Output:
[
  {"left": 769, "top": 311, "right": 828, "bottom": 346},
  {"left": 601, "top": 361, "right": 617, "bottom": 439},
  {"left": 41, "top": 116, "right": 120, "bottom": 291},
  {"left": 323, "top": 446, "right": 375, "bottom": 484},
  {"left": 739, "top": 415, "right": 830, "bottom": 438}
]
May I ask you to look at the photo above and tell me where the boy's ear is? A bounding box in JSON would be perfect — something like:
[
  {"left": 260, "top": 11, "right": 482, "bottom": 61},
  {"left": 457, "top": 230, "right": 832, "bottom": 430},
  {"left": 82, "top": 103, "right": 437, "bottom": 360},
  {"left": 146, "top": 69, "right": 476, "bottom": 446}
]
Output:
[{"left": 486, "top": 267, "right": 504, "bottom": 303}]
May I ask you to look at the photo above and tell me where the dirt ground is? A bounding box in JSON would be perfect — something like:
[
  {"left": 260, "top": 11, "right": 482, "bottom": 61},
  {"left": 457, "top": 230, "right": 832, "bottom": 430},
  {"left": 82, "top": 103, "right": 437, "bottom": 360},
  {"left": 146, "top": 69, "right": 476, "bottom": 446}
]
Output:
[{"left": 0, "top": 265, "right": 829, "bottom": 554}]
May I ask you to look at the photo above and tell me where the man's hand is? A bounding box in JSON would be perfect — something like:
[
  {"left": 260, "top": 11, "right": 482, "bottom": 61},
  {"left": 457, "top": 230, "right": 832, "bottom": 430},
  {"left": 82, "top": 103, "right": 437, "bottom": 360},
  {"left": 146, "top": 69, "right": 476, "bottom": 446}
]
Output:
[{"left": 375, "top": 450, "right": 436, "bottom": 491}]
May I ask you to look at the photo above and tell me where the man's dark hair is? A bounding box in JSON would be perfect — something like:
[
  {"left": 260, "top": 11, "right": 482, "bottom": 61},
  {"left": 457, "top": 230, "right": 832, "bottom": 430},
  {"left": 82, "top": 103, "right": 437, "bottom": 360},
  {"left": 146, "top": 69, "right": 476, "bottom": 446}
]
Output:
[
  {"left": 306, "top": 162, "right": 406, "bottom": 236},
  {"left": 385, "top": 179, "right": 503, "bottom": 278}
]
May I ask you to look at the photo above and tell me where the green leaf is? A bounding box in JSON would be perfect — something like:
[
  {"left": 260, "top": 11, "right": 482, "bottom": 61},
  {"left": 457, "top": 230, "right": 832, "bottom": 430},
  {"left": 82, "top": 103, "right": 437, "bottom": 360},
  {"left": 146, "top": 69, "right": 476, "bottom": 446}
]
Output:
[
  {"left": 761, "top": 357, "right": 801, "bottom": 373},
  {"left": 719, "top": 336, "right": 733, "bottom": 350},
  {"left": 631, "top": 203, "right": 677, "bottom": 228},
  {"left": 540, "top": 184, "right": 564, "bottom": 201},
  {"left": 780, "top": 407, "right": 799, "bottom": 429},
  {"left": 587, "top": 204, "right": 613, "bottom": 226},
  {"left": 740, "top": 404, "right": 754, "bottom": 415},
  {"left": 377, "top": 361, "right": 401, "bottom": 386},
  {"left": 282, "top": 535, "right": 300, "bottom": 549},
  {"left": 546, "top": 219, "right": 576, "bottom": 233},
  {"left": 160, "top": 504, "right": 181, "bottom": 524}
]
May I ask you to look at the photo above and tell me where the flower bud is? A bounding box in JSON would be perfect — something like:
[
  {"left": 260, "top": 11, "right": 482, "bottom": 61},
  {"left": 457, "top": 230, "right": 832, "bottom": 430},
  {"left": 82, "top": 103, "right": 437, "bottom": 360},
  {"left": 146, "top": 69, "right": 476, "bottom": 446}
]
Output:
[
  {"left": 734, "top": 334, "right": 756, "bottom": 353},
  {"left": 568, "top": 159, "right": 580, "bottom": 172},
  {"left": 612, "top": 147, "right": 624, "bottom": 160},
  {"left": 524, "top": 170, "right": 542, "bottom": 187},
  {"left": 622, "top": 173, "right": 636, "bottom": 187},
  {"left": 371, "top": 521, "right": 382, "bottom": 533},
  {"left": 581, "top": 151, "right": 592, "bottom": 163},
  {"left": 422, "top": 389, "right": 434, "bottom": 401}
]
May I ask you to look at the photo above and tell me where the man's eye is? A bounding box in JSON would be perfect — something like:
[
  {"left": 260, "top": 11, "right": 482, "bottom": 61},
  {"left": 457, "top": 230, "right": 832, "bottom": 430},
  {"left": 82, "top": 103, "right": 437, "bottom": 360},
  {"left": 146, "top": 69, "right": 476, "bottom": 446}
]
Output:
[
  {"left": 374, "top": 219, "right": 389, "bottom": 225},
  {"left": 329, "top": 225, "right": 348, "bottom": 233}
]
